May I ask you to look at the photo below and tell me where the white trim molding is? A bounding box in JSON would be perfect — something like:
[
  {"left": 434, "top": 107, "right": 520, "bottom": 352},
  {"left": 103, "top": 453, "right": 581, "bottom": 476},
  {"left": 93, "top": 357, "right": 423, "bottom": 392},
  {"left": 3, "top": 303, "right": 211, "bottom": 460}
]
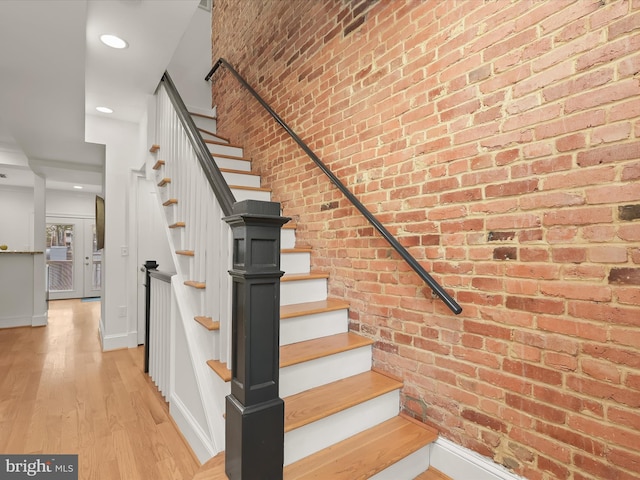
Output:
[
  {"left": 431, "top": 437, "right": 527, "bottom": 480},
  {"left": 170, "top": 393, "right": 216, "bottom": 463}
]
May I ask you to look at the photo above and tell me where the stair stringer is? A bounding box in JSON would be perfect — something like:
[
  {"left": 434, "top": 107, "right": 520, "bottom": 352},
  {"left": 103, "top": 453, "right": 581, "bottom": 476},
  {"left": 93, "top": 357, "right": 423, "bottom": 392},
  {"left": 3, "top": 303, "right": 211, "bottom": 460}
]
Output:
[
  {"left": 147, "top": 164, "right": 229, "bottom": 462},
  {"left": 170, "top": 276, "right": 228, "bottom": 460}
]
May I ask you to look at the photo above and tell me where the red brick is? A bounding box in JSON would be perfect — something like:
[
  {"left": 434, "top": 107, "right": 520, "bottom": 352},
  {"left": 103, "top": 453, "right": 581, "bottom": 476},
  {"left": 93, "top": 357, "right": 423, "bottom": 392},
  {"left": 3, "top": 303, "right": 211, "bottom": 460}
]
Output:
[
  {"left": 537, "top": 455, "right": 570, "bottom": 480},
  {"left": 543, "top": 206, "right": 613, "bottom": 226},
  {"left": 556, "top": 133, "right": 587, "bottom": 152},
  {"left": 506, "top": 393, "right": 566, "bottom": 424},
  {"left": 591, "top": 122, "right": 632, "bottom": 145},
  {"left": 565, "top": 79, "right": 640, "bottom": 114},
  {"left": 581, "top": 357, "right": 622, "bottom": 384},
  {"left": 587, "top": 246, "right": 628, "bottom": 263},
  {"left": 550, "top": 357, "right": 588, "bottom": 383},
  {"left": 485, "top": 179, "right": 538, "bottom": 198},
  {"left": 537, "top": 315, "right": 608, "bottom": 342},
  {"left": 540, "top": 282, "right": 611, "bottom": 302},
  {"left": 542, "top": 67, "right": 614, "bottom": 102},
  {"left": 570, "top": 300, "right": 640, "bottom": 327},
  {"left": 576, "top": 33, "right": 640, "bottom": 72},
  {"left": 541, "top": 420, "right": 606, "bottom": 458},
  {"left": 569, "top": 413, "right": 640, "bottom": 450},
  {"left": 461, "top": 408, "right": 507, "bottom": 433},
  {"left": 503, "top": 359, "right": 563, "bottom": 385},
  {"left": 606, "top": 449, "right": 640, "bottom": 480}
]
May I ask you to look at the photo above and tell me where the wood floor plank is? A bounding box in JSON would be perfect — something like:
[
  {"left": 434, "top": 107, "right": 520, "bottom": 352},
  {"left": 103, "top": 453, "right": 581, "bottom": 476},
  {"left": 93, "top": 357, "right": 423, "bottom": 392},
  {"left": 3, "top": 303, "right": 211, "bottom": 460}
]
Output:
[
  {"left": 0, "top": 299, "right": 200, "bottom": 480},
  {"left": 413, "top": 466, "right": 454, "bottom": 480}
]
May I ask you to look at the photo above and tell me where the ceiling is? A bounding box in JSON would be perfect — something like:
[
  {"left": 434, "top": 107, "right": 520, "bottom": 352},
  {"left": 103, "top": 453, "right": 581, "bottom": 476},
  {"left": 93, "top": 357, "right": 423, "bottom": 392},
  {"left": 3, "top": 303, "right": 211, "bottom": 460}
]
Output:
[{"left": 0, "top": 0, "right": 202, "bottom": 194}]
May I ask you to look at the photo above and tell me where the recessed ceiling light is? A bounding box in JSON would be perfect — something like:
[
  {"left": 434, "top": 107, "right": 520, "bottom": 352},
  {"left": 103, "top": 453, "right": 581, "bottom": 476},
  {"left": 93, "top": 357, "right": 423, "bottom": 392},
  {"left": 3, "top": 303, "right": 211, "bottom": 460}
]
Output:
[
  {"left": 96, "top": 106, "right": 113, "bottom": 114},
  {"left": 100, "top": 34, "right": 128, "bottom": 49},
  {"left": 73, "top": 185, "right": 83, "bottom": 190}
]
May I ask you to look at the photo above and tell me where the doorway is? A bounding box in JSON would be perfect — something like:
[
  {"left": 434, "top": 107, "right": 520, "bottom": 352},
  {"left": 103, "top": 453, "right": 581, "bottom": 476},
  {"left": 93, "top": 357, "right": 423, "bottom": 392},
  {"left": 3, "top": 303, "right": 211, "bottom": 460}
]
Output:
[{"left": 46, "top": 217, "right": 102, "bottom": 300}]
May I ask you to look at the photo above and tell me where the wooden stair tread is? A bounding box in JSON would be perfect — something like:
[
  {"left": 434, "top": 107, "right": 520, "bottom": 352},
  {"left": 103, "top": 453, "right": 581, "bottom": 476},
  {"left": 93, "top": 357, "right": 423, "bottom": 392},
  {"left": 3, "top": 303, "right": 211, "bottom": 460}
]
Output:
[
  {"left": 149, "top": 144, "right": 160, "bottom": 153},
  {"left": 230, "top": 185, "right": 270, "bottom": 192},
  {"left": 152, "top": 159, "right": 165, "bottom": 170},
  {"left": 284, "top": 414, "right": 438, "bottom": 480},
  {"left": 280, "top": 332, "right": 373, "bottom": 368},
  {"left": 413, "top": 467, "right": 453, "bottom": 480},
  {"left": 281, "top": 273, "right": 329, "bottom": 282},
  {"left": 163, "top": 198, "right": 177, "bottom": 206},
  {"left": 210, "top": 152, "right": 252, "bottom": 162},
  {"left": 280, "top": 299, "right": 349, "bottom": 320},
  {"left": 206, "top": 360, "right": 231, "bottom": 382},
  {"left": 193, "top": 430, "right": 442, "bottom": 480},
  {"left": 198, "top": 127, "right": 221, "bottom": 139},
  {"left": 176, "top": 250, "right": 195, "bottom": 256},
  {"left": 281, "top": 247, "right": 312, "bottom": 254},
  {"left": 189, "top": 111, "right": 217, "bottom": 121},
  {"left": 184, "top": 280, "right": 206, "bottom": 289},
  {"left": 169, "top": 222, "right": 185, "bottom": 229},
  {"left": 204, "top": 138, "right": 243, "bottom": 149},
  {"left": 158, "top": 177, "right": 171, "bottom": 187},
  {"left": 206, "top": 331, "right": 369, "bottom": 382},
  {"left": 194, "top": 316, "right": 219, "bottom": 331},
  {"left": 219, "top": 167, "right": 259, "bottom": 177},
  {"left": 284, "top": 370, "right": 402, "bottom": 432}
]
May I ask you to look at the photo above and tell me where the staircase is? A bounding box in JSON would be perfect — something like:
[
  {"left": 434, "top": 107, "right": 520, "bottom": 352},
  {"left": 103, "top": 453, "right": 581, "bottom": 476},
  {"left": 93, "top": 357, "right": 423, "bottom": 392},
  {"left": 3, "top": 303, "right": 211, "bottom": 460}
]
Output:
[{"left": 151, "top": 87, "right": 450, "bottom": 479}]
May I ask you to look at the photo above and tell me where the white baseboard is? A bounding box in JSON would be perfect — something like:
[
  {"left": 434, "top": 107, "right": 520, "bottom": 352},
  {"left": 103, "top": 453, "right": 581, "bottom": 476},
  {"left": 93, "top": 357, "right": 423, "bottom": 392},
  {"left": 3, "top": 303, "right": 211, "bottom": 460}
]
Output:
[
  {"left": 431, "top": 437, "right": 527, "bottom": 480},
  {"left": 100, "top": 332, "right": 130, "bottom": 351},
  {"left": 32, "top": 312, "right": 47, "bottom": 326},
  {"left": 0, "top": 315, "right": 32, "bottom": 329},
  {"left": 170, "top": 392, "right": 217, "bottom": 464}
]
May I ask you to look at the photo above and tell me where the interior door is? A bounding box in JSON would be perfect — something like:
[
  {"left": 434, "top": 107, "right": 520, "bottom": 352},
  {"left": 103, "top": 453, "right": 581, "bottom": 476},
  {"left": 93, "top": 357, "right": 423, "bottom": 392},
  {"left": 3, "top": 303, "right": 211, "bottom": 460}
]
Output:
[
  {"left": 83, "top": 221, "right": 102, "bottom": 298},
  {"left": 46, "top": 217, "right": 101, "bottom": 300}
]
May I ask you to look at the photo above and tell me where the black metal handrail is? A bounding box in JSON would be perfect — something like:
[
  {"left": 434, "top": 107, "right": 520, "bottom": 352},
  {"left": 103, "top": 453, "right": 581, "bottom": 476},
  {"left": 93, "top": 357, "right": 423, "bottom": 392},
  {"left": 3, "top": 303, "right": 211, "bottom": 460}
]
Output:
[
  {"left": 206, "top": 58, "right": 462, "bottom": 315},
  {"left": 161, "top": 71, "right": 235, "bottom": 216}
]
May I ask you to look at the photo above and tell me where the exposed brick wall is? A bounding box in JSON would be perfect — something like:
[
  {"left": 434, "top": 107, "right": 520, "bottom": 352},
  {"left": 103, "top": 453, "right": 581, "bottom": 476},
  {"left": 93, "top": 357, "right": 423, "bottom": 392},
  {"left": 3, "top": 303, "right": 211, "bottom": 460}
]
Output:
[{"left": 211, "top": 1, "right": 640, "bottom": 478}]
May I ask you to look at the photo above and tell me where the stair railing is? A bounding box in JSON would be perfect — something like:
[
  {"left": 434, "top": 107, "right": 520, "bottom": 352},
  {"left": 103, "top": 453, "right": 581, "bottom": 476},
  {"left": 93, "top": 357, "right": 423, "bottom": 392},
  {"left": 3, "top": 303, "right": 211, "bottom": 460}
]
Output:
[
  {"left": 143, "top": 261, "right": 173, "bottom": 398},
  {"left": 157, "top": 71, "right": 286, "bottom": 479},
  {"left": 206, "top": 58, "right": 462, "bottom": 315}
]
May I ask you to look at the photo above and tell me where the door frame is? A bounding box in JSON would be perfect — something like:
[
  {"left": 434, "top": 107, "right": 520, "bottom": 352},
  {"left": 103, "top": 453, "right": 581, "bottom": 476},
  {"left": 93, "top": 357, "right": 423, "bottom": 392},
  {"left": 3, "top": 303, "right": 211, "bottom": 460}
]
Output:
[{"left": 46, "top": 215, "right": 100, "bottom": 300}]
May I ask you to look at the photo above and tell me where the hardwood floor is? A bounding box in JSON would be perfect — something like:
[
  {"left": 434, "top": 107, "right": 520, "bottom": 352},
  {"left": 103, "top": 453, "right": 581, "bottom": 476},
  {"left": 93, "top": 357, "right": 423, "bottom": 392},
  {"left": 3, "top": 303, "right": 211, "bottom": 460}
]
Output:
[{"left": 0, "top": 299, "right": 200, "bottom": 480}]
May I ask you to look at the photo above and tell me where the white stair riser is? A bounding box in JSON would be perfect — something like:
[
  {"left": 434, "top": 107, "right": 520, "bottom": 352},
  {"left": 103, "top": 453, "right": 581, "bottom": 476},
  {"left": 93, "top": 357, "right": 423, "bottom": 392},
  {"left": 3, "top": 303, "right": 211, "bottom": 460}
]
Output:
[
  {"left": 279, "top": 345, "right": 372, "bottom": 398},
  {"left": 222, "top": 171, "right": 261, "bottom": 188},
  {"left": 213, "top": 156, "right": 251, "bottom": 172},
  {"left": 281, "top": 278, "right": 327, "bottom": 305},
  {"left": 281, "top": 251, "right": 311, "bottom": 275},
  {"left": 231, "top": 188, "right": 271, "bottom": 202},
  {"left": 185, "top": 286, "right": 206, "bottom": 316},
  {"left": 284, "top": 390, "right": 400, "bottom": 465},
  {"left": 207, "top": 142, "right": 244, "bottom": 158},
  {"left": 280, "top": 309, "right": 348, "bottom": 346},
  {"left": 190, "top": 115, "right": 220, "bottom": 136},
  {"left": 370, "top": 445, "right": 431, "bottom": 480},
  {"left": 192, "top": 323, "right": 220, "bottom": 363},
  {"left": 281, "top": 229, "right": 296, "bottom": 249}
]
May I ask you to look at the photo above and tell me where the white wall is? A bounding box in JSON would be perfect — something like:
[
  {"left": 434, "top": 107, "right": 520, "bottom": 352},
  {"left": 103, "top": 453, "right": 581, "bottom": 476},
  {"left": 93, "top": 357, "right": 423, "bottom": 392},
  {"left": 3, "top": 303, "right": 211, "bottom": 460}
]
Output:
[
  {"left": 86, "top": 114, "right": 142, "bottom": 350},
  {"left": 167, "top": 6, "right": 213, "bottom": 112},
  {"left": 0, "top": 186, "right": 33, "bottom": 250},
  {"left": 47, "top": 189, "right": 96, "bottom": 217},
  {"left": 0, "top": 186, "right": 97, "bottom": 251}
]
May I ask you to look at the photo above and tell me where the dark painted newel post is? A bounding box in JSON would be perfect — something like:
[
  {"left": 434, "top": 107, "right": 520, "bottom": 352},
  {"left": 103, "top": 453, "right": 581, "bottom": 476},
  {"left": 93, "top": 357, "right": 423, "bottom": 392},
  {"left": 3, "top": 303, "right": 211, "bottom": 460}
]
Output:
[
  {"left": 143, "top": 260, "right": 159, "bottom": 373},
  {"left": 224, "top": 200, "right": 290, "bottom": 480}
]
